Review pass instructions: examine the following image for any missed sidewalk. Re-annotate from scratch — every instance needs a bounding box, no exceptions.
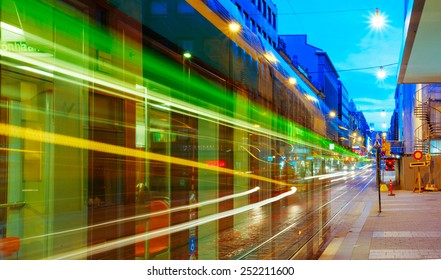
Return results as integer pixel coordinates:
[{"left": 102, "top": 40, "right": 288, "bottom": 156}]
[{"left": 319, "top": 185, "right": 441, "bottom": 260}]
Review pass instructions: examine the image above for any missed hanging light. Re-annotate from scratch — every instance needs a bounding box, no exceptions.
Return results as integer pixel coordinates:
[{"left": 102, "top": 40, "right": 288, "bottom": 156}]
[
  {"left": 370, "top": 8, "right": 386, "bottom": 30},
  {"left": 376, "top": 66, "right": 386, "bottom": 80}
]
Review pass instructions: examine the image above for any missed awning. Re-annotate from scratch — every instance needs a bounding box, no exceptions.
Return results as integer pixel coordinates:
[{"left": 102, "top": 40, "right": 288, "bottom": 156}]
[{"left": 398, "top": 0, "right": 441, "bottom": 83}]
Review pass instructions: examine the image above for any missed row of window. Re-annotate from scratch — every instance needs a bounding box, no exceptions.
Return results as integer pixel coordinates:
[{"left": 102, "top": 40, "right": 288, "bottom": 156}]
[
  {"left": 149, "top": 1, "right": 277, "bottom": 49},
  {"left": 235, "top": 1, "right": 277, "bottom": 49},
  {"left": 250, "top": 0, "right": 276, "bottom": 28}
]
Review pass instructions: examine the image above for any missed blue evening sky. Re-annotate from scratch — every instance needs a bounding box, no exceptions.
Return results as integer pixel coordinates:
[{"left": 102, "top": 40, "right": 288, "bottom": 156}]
[{"left": 272, "top": 0, "right": 405, "bottom": 131}]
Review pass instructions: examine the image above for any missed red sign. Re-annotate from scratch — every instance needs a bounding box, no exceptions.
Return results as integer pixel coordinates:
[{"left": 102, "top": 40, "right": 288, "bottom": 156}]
[
  {"left": 413, "top": 150, "right": 423, "bottom": 161},
  {"left": 206, "top": 160, "right": 226, "bottom": 167}
]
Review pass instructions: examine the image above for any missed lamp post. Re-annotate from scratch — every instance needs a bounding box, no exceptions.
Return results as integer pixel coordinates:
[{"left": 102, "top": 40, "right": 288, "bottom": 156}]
[
  {"left": 325, "top": 110, "right": 337, "bottom": 142},
  {"left": 227, "top": 21, "right": 241, "bottom": 83},
  {"left": 374, "top": 133, "right": 381, "bottom": 213}
]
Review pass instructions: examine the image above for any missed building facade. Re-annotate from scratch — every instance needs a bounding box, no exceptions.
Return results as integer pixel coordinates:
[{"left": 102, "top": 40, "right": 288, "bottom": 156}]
[
  {"left": 279, "top": 34, "right": 355, "bottom": 147},
  {"left": 232, "top": 0, "right": 278, "bottom": 49},
  {"left": 337, "top": 81, "right": 351, "bottom": 148}
]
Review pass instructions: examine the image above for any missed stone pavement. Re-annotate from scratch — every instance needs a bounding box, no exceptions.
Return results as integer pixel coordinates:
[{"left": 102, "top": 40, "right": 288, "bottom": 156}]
[{"left": 319, "top": 185, "right": 441, "bottom": 260}]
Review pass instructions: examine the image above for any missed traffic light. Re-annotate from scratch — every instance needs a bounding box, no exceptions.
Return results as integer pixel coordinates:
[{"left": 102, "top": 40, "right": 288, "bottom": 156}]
[{"left": 384, "top": 142, "right": 391, "bottom": 156}]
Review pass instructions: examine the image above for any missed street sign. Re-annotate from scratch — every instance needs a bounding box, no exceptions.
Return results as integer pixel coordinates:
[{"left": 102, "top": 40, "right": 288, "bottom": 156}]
[
  {"left": 189, "top": 237, "right": 197, "bottom": 254},
  {"left": 409, "top": 161, "right": 430, "bottom": 167},
  {"left": 413, "top": 150, "right": 423, "bottom": 160},
  {"left": 374, "top": 139, "right": 380, "bottom": 148}
]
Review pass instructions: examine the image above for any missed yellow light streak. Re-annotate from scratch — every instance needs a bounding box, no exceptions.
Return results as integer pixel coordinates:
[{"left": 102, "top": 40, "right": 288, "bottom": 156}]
[
  {"left": 0, "top": 123, "right": 293, "bottom": 188},
  {"left": 0, "top": 147, "right": 41, "bottom": 154}
]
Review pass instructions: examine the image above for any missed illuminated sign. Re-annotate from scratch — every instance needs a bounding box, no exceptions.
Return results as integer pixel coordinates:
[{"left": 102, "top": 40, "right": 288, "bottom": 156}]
[
  {"left": 409, "top": 161, "right": 430, "bottom": 167},
  {"left": 1, "top": 41, "right": 43, "bottom": 53},
  {"left": 413, "top": 150, "right": 423, "bottom": 161},
  {"left": 206, "top": 160, "right": 226, "bottom": 167}
]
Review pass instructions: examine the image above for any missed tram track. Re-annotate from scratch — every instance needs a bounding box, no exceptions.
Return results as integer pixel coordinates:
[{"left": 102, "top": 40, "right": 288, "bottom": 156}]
[
  {"left": 235, "top": 168, "right": 375, "bottom": 260},
  {"left": 289, "top": 172, "right": 374, "bottom": 259}
]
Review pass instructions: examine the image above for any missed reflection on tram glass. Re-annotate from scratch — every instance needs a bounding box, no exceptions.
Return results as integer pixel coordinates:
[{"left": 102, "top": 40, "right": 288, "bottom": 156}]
[{"left": 0, "top": 0, "right": 371, "bottom": 260}]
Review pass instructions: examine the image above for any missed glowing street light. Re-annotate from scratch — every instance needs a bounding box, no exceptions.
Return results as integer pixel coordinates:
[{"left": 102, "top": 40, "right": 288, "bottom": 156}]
[
  {"left": 229, "top": 22, "right": 241, "bottom": 33},
  {"left": 370, "top": 8, "right": 386, "bottom": 30},
  {"left": 329, "top": 110, "right": 336, "bottom": 118},
  {"left": 381, "top": 109, "right": 386, "bottom": 117},
  {"left": 183, "top": 52, "right": 192, "bottom": 59},
  {"left": 288, "top": 77, "right": 297, "bottom": 85},
  {"left": 376, "top": 66, "right": 387, "bottom": 80}
]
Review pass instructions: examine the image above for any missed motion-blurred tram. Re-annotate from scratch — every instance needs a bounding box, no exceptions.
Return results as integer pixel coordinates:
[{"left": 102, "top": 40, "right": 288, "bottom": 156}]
[{"left": 0, "top": 0, "right": 368, "bottom": 260}]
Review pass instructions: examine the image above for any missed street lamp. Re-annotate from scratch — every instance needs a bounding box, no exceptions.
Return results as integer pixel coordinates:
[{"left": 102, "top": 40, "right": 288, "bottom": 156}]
[
  {"left": 376, "top": 66, "right": 387, "bottom": 80},
  {"left": 228, "top": 22, "right": 241, "bottom": 33},
  {"left": 227, "top": 21, "right": 241, "bottom": 89},
  {"left": 370, "top": 8, "right": 386, "bottom": 30},
  {"left": 325, "top": 110, "right": 337, "bottom": 142},
  {"left": 183, "top": 51, "right": 192, "bottom": 96},
  {"left": 328, "top": 110, "right": 336, "bottom": 119},
  {"left": 183, "top": 51, "right": 192, "bottom": 59}
]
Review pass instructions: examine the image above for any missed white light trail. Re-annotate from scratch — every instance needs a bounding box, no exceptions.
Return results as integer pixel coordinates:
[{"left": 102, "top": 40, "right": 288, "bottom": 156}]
[
  {"left": 48, "top": 187, "right": 297, "bottom": 259},
  {"left": 304, "top": 171, "right": 349, "bottom": 181},
  {"left": 23, "top": 187, "right": 260, "bottom": 242}
]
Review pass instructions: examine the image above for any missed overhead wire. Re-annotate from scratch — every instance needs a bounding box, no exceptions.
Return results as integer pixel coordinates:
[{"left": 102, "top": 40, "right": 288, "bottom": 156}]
[
  {"left": 277, "top": 8, "right": 371, "bottom": 16},
  {"left": 299, "top": 62, "right": 398, "bottom": 75}
]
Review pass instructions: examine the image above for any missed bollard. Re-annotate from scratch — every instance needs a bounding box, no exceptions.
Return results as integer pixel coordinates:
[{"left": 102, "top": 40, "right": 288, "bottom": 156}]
[{"left": 388, "top": 179, "right": 395, "bottom": 196}]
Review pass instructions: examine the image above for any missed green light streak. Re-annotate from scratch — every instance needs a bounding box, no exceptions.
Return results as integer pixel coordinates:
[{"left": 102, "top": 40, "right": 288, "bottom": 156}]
[{"left": 0, "top": 0, "right": 363, "bottom": 162}]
